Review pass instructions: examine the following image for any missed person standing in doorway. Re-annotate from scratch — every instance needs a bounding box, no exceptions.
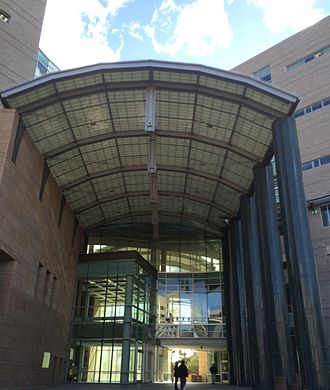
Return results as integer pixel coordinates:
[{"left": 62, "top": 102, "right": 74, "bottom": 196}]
[
  {"left": 210, "top": 363, "right": 218, "bottom": 384},
  {"left": 178, "top": 360, "right": 189, "bottom": 389},
  {"left": 173, "top": 361, "right": 180, "bottom": 390}
]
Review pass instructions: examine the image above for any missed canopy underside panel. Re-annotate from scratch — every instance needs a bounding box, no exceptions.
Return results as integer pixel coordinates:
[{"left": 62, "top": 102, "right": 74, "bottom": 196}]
[{"left": 0, "top": 60, "right": 298, "bottom": 239}]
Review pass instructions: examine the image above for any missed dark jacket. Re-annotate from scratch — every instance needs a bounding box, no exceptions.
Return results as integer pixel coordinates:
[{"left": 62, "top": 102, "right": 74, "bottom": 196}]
[
  {"left": 174, "top": 363, "right": 180, "bottom": 378},
  {"left": 210, "top": 365, "right": 218, "bottom": 374},
  {"left": 178, "top": 363, "right": 189, "bottom": 378}
]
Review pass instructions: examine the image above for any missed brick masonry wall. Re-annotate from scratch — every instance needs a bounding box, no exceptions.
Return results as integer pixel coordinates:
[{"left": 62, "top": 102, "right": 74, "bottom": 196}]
[{"left": 0, "top": 109, "right": 85, "bottom": 387}]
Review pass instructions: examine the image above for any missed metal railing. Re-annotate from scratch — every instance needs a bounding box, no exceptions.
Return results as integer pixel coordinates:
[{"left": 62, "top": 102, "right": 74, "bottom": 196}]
[{"left": 156, "top": 323, "right": 226, "bottom": 338}]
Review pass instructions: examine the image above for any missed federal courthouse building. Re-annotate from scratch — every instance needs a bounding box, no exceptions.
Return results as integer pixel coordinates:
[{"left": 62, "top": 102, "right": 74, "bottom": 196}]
[{"left": 0, "top": 1, "right": 330, "bottom": 389}]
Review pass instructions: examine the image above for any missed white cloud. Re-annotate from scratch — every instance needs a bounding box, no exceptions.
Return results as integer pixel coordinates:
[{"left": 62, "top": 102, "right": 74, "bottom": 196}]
[
  {"left": 247, "top": 0, "right": 325, "bottom": 34},
  {"left": 124, "top": 21, "right": 144, "bottom": 42},
  {"left": 160, "top": 0, "right": 178, "bottom": 11},
  {"left": 39, "top": 0, "right": 131, "bottom": 70},
  {"left": 144, "top": 0, "right": 233, "bottom": 57}
]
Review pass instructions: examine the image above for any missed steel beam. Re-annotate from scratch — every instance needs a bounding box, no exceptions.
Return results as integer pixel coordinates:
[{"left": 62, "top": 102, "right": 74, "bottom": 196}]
[
  {"left": 14, "top": 79, "right": 289, "bottom": 119},
  {"left": 61, "top": 163, "right": 245, "bottom": 195},
  {"left": 74, "top": 190, "right": 231, "bottom": 216},
  {"left": 85, "top": 211, "right": 222, "bottom": 233},
  {"left": 44, "top": 130, "right": 259, "bottom": 162}
]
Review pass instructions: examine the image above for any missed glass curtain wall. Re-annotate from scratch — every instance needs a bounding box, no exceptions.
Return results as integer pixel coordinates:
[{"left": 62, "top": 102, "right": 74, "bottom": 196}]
[
  {"left": 87, "top": 234, "right": 222, "bottom": 273},
  {"left": 85, "top": 234, "right": 226, "bottom": 383},
  {"left": 156, "top": 272, "right": 225, "bottom": 339},
  {"left": 69, "top": 259, "right": 156, "bottom": 383}
]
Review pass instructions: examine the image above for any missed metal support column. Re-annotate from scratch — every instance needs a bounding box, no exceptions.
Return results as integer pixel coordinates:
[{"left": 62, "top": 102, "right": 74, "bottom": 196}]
[
  {"left": 254, "top": 163, "right": 294, "bottom": 387},
  {"left": 222, "top": 228, "right": 235, "bottom": 384},
  {"left": 121, "top": 274, "right": 134, "bottom": 384},
  {"left": 228, "top": 219, "right": 252, "bottom": 386},
  {"left": 273, "top": 116, "right": 329, "bottom": 389},
  {"left": 240, "top": 195, "right": 271, "bottom": 389}
]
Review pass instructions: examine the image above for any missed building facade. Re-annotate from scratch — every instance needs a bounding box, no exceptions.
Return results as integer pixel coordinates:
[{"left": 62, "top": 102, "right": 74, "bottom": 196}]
[
  {"left": 0, "top": 2, "right": 329, "bottom": 389},
  {"left": 233, "top": 15, "right": 330, "bottom": 349},
  {"left": 0, "top": 0, "right": 47, "bottom": 89}
]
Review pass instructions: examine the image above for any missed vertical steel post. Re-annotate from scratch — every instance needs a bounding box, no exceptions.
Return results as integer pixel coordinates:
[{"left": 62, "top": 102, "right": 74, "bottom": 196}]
[
  {"left": 240, "top": 195, "right": 271, "bottom": 389},
  {"left": 121, "top": 274, "right": 134, "bottom": 384},
  {"left": 273, "top": 116, "right": 329, "bottom": 389},
  {"left": 228, "top": 219, "right": 252, "bottom": 386},
  {"left": 254, "top": 163, "right": 294, "bottom": 387}
]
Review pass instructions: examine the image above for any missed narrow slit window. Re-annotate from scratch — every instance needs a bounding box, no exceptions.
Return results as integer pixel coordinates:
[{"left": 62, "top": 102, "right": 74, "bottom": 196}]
[
  {"left": 51, "top": 277, "right": 57, "bottom": 307},
  {"left": 35, "top": 263, "right": 44, "bottom": 298},
  {"left": 43, "top": 270, "right": 51, "bottom": 304}
]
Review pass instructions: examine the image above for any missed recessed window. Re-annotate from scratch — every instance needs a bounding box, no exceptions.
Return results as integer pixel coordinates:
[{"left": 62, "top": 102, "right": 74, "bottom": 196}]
[
  {"left": 0, "top": 9, "right": 10, "bottom": 23},
  {"left": 43, "top": 270, "right": 51, "bottom": 303},
  {"left": 287, "top": 45, "right": 330, "bottom": 71},
  {"left": 293, "top": 96, "right": 330, "bottom": 119},
  {"left": 320, "top": 156, "right": 330, "bottom": 165},
  {"left": 35, "top": 263, "right": 44, "bottom": 298},
  {"left": 51, "top": 277, "right": 57, "bottom": 307},
  {"left": 302, "top": 154, "right": 330, "bottom": 172},
  {"left": 253, "top": 65, "right": 272, "bottom": 83},
  {"left": 321, "top": 204, "right": 330, "bottom": 227},
  {"left": 302, "top": 161, "right": 313, "bottom": 171}
]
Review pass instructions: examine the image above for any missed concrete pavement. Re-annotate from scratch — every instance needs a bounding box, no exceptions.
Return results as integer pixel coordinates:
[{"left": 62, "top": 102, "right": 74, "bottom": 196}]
[{"left": 28, "top": 383, "right": 252, "bottom": 390}]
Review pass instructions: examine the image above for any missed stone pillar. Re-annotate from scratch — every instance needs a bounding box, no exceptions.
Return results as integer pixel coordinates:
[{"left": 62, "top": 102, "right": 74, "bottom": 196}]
[
  {"left": 254, "top": 163, "right": 294, "bottom": 388},
  {"left": 273, "top": 116, "right": 329, "bottom": 389},
  {"left": 198, "top": 350, "right": 208, "bottom": 382},
  {"left": 240, "top": 195, "right": 271, "bottom": 389},
  {"left": 228, "top": 219, "right": 252, "bottom": 386},
  {"left": 120, "top": 274, "right": 134, "bottom": 384}
]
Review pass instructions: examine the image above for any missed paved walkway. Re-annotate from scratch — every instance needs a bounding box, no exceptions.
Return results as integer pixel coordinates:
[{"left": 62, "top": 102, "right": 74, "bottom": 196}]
[{"left": 28, "top": 383, "right": 251, "bottom": 390}]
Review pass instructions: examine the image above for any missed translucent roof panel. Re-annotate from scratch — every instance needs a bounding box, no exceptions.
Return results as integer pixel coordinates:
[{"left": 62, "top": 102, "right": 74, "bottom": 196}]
[
  {"left": 124, "top": 171, "right": 149, "bottom": 193},
  {"left": 158, "top": 171, "right": 186, "bottom": 193},
  {"left": 80, "top": 140, "right": 120, "bottom": 174},
  {"left": 64, "top": 181, "right": 97, "bottom": 210},
  {"left": 188, "top": 140, "right": 226, "bottom": 176},
  {"left": 157, "top": 137, "right": 190, "bottom": 167},
  {"left": 156, "top": 89, "right": 195, "bottom": 133},
  {"left": 92, "top": 173, "right": 125, "bottom": 199},
  {"left": 0, "top": 60, "right": 298, "bottom": 239}
]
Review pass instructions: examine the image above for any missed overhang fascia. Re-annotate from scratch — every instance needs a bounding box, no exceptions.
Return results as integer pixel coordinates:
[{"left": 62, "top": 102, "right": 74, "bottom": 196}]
[{"left": 1, "top": 59, "right": 298, "bottom": 107}]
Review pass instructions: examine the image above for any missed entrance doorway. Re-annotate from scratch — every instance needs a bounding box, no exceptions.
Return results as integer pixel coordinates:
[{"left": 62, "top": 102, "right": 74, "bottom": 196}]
[{"left": 155, "top": 347, "right": 228, "bottom": 384}]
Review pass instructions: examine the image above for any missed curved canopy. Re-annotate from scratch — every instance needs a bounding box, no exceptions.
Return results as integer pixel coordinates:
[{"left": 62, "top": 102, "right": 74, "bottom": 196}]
[{"left": 0, "top": 60, "right": 298, "bottom": 239}]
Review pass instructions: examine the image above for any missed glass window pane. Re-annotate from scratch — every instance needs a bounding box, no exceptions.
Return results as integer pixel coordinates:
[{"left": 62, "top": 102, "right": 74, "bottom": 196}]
[
  {"left": 320, "top": 156, "right": 330, "bottom": 165},
  {"left": 321, "top": 205, "right": 330, "bottom": 227}
]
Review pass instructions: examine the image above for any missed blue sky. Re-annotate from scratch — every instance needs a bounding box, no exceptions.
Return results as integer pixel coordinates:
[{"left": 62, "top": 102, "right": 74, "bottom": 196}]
[{"left": 39, "top": 0, "right": 330, "bottom": 71}]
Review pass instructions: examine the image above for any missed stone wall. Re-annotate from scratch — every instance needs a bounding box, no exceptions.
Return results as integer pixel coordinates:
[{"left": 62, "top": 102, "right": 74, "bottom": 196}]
[{"left": 0, "top": 109, "right": 85, "bottom": 387}]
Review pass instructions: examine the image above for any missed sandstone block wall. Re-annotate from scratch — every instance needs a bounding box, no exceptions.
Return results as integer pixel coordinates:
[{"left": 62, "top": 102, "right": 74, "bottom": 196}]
[{"left": 0, "top": 109, "right": 85, "bottom": 387}]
